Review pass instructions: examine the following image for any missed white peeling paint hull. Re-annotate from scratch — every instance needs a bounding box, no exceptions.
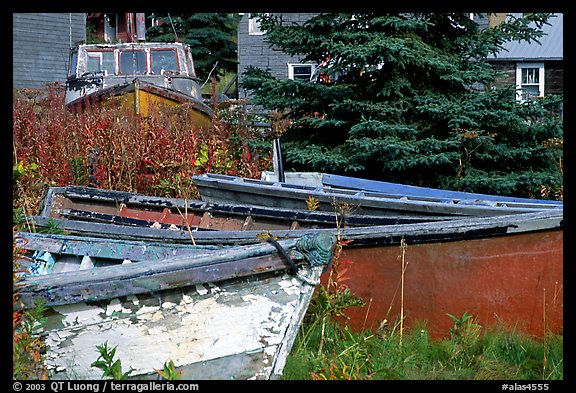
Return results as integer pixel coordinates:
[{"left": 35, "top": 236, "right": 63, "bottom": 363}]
[{"left": 43, "top": 267, "right": 322, "bottom": 380}]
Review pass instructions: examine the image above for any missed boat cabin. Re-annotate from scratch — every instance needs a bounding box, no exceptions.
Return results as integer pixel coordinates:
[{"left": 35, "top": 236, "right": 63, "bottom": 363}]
[{"left": 65, "top": 42, "right": 206, "bottom": 114}]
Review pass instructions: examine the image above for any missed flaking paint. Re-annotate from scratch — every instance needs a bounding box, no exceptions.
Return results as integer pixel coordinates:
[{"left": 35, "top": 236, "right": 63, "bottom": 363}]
[{"left": 42, "top": 271, "right": 313, "bottom": 379}]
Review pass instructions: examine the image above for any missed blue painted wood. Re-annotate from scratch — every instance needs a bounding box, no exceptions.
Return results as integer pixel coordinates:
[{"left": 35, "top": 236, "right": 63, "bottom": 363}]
[{"left": 321, "top": 173, "right": 562, "bottom": 206}]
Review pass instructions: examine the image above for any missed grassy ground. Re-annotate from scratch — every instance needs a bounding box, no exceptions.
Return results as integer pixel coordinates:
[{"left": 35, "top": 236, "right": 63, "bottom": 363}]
[{"left": 283, "top": 311, "right": 563, "bottom": 380}]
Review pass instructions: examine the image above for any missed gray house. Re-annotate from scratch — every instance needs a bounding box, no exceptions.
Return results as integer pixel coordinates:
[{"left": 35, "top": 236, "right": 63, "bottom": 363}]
[
  {"left": 487, "top": 13, "right": 563, "bottom": 103},
  {"left": 13, "top": 13, "right": 86, "bottom": 89},
  {"left": 237, "top": 13, "right": 320, "bottom": 100}
]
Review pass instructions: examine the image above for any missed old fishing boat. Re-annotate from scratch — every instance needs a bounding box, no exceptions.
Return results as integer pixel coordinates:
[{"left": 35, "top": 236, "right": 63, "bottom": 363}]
[
  {"left": 261, "top": 171, "right": 563, "bottom": 206},
  {"left": 14, "top": 231, "right": 337, "bottom": 380},
  {"left": 26, "top": 208, "right": 562, "bottom": 338},
  {"left": 64, "top": 42, "right": 212, "bottom": 125},
  {"left": 37, "top": 185, "right": 458, "bottom": 233},
  {"left": 192, "top": 173, "right": 563, "bottom": 217}
]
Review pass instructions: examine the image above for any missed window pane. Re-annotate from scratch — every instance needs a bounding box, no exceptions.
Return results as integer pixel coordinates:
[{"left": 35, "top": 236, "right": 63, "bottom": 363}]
[
  {"left": 185, "top": 48, "right": 195, "bottom": 76},
  {"left": 87, "top": 54, "right": 101, "bottom": 73},
  {"left": 119, "top": 51, "right": 146, "bottom": 74},
  {"left": 522, "top": 85, "right": 540, "bottom": 100},
  {"left": 151, "top": 50, "right": 179, "bottom": 74},
  {"left": 102, "top": 52, "right": 115, "bottom": 75},
  {"left": 293, "top": 65, "right": 312, "bottom": 80},
  {"left": 69, "top": 52, "right": 78, "bottom": 77},
  {"left": 522, "top": 68, "right": 539, "bottom": 84},
  {"left": 249, "top": 13, "right": 264, "bottom": 35}
]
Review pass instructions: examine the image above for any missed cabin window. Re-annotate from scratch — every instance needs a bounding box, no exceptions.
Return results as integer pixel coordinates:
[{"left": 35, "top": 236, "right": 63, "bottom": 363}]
[
  {"left": 151, "top": 49, "right": 179, "bottom": 75},
  {"left": 516, "top": 62, "right": 545, "bottom": 102},
  {"left": 86, "top": 51, "right": 115, "bottom": 76},
  {"left": 288, "top": 64, "right": 317, "bottom": 81},
  {"left": 184, "top": 47, "right": 195, "bottom": 77},
  {"left": 119, "top": 50, "right": 147, "bottom": 75},
  {"left": 68, "top": 51, "right": 78, "bottom": 77}
]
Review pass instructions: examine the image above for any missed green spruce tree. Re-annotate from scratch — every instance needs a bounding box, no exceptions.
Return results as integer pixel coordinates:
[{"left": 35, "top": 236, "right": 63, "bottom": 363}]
[
  {"left": 242, "top": 13, "right": 563, "bottom": 198},
  {"left": 146, "top": 13, "right": 238, "bottom": 83}
]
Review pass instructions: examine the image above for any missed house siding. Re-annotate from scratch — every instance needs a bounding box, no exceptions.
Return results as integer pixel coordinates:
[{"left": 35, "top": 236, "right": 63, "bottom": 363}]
[
  {"left": 545, "top": 61, "right": 563, "bottom": 95},
  {"left": 237, "top": 13, "right": 319, "bottom": 99},
  {"left": 491, "top": 62, "right": 517, "bottom": 89},
  {"left": 13, "top": 13, "right": 86, "bottom": 89}
]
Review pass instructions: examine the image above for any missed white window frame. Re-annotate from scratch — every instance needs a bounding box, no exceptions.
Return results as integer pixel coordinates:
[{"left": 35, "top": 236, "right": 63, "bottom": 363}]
[
  {"left": 516, "top": 62, "right": 545, "bottom": 102},
  {"left": 85, "top": 50, "right": 116, "bottom": 76},
  {"left": 288, "top": 63, "right": 318, "bottom": 81},
  {"left": 248, "top": 13, "right": 268, "bottom": 35}
]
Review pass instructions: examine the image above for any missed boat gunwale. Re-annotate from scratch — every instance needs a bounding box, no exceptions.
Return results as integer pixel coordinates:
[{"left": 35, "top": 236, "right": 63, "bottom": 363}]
[
  {"left": 40, "top": 185, "right": 459, "bottom": 227},
  {"left": 26, "top": 208, "right": 563, "bottom": 246},
  {"left": 320, "top": 173, "right": 563, "bottom": 206},
  {"left": 15, "top": 233, "right": 331, "bottom": 309}
]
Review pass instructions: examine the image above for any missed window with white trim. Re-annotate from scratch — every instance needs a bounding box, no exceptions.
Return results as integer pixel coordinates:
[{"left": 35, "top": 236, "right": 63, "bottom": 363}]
[
  {"left": 288, "top": 63, "right": 317, "bottom": 81},
  {"left": 516, "top": 63, "right": 545, "bottom": 102},
  {"left": 86, "top": 51, "right": 115, "bottom": 76}
]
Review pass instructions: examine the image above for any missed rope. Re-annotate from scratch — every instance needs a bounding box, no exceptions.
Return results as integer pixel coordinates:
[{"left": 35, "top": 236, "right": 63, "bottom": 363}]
[{"left": 266, "top": 238, "right": 299, "bottom": 274}]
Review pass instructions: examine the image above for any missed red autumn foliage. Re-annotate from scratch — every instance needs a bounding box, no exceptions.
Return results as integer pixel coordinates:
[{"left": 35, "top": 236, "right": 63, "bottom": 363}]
[{"left": 13, "top": 83, "right": 275, "bottom": 204}]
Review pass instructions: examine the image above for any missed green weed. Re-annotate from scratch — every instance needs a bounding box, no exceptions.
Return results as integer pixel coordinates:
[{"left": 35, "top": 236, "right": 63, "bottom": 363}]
[{"left": 91, "top": 341, "right": 135, "bottom": 380}]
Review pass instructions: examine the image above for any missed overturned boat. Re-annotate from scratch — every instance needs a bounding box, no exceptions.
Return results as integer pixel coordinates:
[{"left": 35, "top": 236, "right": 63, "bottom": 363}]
[
  {"left": 261, "top": 171, "right": 563, "bottom": 206},
  {"left": 64, "top": 42, "right": 212, "bottom": 125},
  {"left": 26, "top": 205, "right": 563, "bottom": 339}
]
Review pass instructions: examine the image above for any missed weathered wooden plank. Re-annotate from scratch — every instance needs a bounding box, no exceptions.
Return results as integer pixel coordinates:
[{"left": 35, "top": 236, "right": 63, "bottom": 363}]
[
  {"left": 17, "top": 232, "right": 336, "bottom": 309},
  {"left": 27, "top": 208, "right": 563, "bottom": 248},
  {"left": 20, "top": 253, "right": 299, "bottom": 308},
  {"left": 17, "top": 232, "right": 218, "bottom": 260}
]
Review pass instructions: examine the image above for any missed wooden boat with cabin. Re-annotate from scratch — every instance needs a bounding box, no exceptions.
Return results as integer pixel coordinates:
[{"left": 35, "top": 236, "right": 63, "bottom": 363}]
[
  {"left": 64, "top": 42, "right": 212, "bottom": 126},
  {"left": 14, "top": 230, "right": 337, "bottom": 380}
]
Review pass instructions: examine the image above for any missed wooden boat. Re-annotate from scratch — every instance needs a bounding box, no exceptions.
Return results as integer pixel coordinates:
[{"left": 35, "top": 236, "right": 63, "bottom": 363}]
[
  {"left": 37, "top": 185, "right": 458, "bottom": 233},
  {"left": 192, "top": 173, "right": 563, "bottom": 217},
  {"left": 64, "top": 42, "right": 212, "bottom": 126},
  {"left": 25, "top": 208, "right": 562, "bottom": 339},
  {"left": 14, "top": 231, "right": 337, "bottom": 380},
  {"left": 262, "top": 171, "right": 563, "bottom": 206}
]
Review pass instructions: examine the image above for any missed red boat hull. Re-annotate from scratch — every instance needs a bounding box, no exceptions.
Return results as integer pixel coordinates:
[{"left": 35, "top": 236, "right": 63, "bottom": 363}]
[{"left": 331, "top": 230, "right": 563, "bottom": 339}]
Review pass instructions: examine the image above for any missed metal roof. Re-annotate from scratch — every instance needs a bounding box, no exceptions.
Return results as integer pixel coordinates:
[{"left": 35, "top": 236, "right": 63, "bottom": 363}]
[{"left": 489, "top": 13, "right": 563, "bottom": 61}]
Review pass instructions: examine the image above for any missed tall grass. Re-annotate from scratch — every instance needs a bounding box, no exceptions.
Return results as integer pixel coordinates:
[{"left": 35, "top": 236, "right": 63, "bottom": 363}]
[
  {"left": 285, "top": 235, "right": 562, "bottom": 381},
  {"left": 283, "top": 312, "right": 563, "bottom": 380},
  {"left": 13, "top": 229, "right": 49, "bottom": 379}
]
